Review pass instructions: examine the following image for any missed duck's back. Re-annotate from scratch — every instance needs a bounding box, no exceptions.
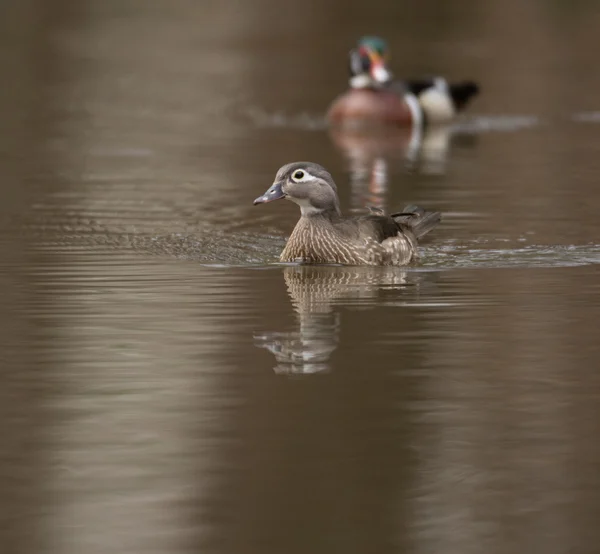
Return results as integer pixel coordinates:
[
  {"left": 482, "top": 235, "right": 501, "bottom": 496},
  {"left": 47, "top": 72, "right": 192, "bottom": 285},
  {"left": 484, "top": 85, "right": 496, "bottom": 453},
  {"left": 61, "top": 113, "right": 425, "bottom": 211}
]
[{"left": 335, "top": 213, "right": 405, "bottom": 242}]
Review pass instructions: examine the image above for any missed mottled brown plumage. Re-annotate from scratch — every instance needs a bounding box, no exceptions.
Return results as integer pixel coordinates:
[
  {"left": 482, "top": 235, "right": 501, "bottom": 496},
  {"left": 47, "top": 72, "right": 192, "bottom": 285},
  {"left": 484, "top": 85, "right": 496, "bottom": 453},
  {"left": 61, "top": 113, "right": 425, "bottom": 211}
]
[{"left": 253, "top": 162, "right": 441, "bottom": 267}]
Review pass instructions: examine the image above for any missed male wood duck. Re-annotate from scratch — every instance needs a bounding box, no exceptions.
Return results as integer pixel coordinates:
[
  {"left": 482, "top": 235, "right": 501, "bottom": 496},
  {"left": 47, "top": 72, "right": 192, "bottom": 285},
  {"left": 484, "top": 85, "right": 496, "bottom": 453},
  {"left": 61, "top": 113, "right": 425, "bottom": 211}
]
[
  {"left": 253, "top": 162, "right": 441, "bottom": 266},
  {"left": 327, "top": 36, "right": 480, "bottom": 127}
]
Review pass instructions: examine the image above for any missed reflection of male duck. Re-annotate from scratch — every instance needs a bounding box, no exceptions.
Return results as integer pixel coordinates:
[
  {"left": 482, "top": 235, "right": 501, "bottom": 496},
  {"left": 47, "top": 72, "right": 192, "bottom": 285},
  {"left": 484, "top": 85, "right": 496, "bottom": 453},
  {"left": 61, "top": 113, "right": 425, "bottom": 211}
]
[
  {"left": 254, "top": 265, "right": 427, "bottom": 374},
  {"left": 329, "top": 125, "right": 456, "bottom": 209}
]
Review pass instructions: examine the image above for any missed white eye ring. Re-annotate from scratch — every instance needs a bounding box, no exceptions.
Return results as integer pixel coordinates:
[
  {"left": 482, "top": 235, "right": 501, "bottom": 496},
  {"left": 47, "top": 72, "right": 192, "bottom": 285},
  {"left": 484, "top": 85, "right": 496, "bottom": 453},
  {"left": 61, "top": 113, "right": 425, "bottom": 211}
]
[{"left": 291, "top": 170, "right": 312, "bottom": 183}]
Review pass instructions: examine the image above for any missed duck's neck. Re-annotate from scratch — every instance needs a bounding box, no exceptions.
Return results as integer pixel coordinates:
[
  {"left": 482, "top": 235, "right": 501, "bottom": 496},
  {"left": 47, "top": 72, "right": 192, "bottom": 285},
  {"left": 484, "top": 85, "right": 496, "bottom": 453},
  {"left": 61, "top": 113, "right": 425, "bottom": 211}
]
[
  {"left": 350, "top": 74, "right": 392, "bottom": 90},
  {"left": 299, "top": 205, "right": 341, "bottom": 219}
]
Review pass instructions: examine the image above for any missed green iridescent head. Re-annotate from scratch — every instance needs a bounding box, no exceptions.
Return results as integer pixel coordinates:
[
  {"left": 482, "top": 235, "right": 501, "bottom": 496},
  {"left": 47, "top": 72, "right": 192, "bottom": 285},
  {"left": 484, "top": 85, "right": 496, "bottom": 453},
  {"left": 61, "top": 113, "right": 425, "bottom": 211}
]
[{"left": 358, "top": 36, "right": 390, "bottom": 60}]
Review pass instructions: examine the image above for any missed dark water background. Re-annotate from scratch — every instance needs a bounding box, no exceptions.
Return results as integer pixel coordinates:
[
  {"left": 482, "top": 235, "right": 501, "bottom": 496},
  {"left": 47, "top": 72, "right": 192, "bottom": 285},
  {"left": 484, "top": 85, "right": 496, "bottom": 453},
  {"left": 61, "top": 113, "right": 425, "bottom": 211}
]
[{"left": 1, "top": 1, "right": 600, "bottom": 553}]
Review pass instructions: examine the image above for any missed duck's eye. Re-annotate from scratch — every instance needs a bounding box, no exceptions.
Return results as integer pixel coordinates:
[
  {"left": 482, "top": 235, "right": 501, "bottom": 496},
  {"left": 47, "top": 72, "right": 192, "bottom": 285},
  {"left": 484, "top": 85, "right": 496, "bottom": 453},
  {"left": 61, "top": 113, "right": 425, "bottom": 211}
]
[{"left": 292, "top": 170, "right": 305, "bottom": 181}]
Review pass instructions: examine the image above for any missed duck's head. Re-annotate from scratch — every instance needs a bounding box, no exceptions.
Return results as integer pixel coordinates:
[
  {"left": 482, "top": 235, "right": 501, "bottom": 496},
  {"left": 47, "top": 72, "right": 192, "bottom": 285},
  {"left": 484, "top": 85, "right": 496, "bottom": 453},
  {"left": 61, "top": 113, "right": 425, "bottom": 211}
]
[
  {"left": 349, "top": 36, "right": 392, "bottom": 88},
  {"left": 253, "top": 162, "right": 341, "bottom": 217}
]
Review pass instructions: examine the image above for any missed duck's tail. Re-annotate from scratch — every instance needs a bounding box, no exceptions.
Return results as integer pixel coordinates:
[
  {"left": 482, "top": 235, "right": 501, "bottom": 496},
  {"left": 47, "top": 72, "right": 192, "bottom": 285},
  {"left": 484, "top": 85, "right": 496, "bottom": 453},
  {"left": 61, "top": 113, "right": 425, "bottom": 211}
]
[
  {"left": 392, "top": 205, "right": 442, "bottom": 240},
  {"left": 449, "top": 81, "right": 480, "bottom": 111}
]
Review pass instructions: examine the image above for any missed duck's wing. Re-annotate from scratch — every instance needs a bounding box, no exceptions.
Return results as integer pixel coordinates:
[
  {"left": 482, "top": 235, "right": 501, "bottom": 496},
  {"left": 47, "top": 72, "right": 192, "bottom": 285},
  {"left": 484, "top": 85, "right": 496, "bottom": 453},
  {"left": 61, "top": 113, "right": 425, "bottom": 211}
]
[
  {"left": 403, "top": 78, "right": 436, "bottom": 96},
  {"left": 335, "top": 207, "right": 441, "bottom": 244},
  {"left": 391, "top": 205, "right": 441, "bottom": 240},
  {"left": 331, "top": 214, "right": 419, "bottom": 266},
  {"left": 405, "top": 78, "right": 480, "bottom": 110},
  {"left": 345, "top": 214, "right": 407, "bottom": 242}
]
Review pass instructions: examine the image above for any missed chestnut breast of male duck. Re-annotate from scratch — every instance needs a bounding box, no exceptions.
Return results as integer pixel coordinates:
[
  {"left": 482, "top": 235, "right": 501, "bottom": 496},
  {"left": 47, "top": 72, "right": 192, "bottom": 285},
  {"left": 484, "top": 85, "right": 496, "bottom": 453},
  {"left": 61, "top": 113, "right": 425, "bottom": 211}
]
[
  {"left": 327, "top": 88, "right": 417, "bottom": 127},
  {"left": 253, "top": 162, "right": 441, "bottom": 267}
]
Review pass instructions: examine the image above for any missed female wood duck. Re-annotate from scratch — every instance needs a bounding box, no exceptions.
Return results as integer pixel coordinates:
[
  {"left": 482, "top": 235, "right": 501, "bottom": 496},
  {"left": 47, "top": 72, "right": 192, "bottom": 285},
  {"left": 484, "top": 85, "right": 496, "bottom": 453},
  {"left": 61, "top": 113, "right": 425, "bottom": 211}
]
[
  {"left": 327, "top": 36, "right": 480, "bottom": 127},
  {"left": 253, "top": 162, "right": 441, "bottom": 266}
]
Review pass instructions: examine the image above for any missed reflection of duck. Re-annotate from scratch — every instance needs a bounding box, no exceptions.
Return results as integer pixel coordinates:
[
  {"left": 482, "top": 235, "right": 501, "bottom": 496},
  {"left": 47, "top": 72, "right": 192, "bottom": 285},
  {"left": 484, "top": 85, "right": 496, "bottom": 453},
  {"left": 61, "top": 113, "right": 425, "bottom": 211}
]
[
  {"left": 329, "top": 124, "right": 480, "bottom": 209},
  {"left": 329, "top": 123, "right": 454, "bottom": 171},
  {"left": 254, "top": 265, "right": 424, "bottom": 374},
  {"left": 254, "top": 311, "right": 340, "bottom": 375},
  {"left": 415, "top": 125, "right": 453, "bottom": 175},
  {"left": 327, "top": 36, "right": 480, "bottom": 128},
  {"left": 328, "top": 125, "right": 415, "bottom": 209},
  {"left": 253, "top": 162, "right": 441, "bottom": 266}
]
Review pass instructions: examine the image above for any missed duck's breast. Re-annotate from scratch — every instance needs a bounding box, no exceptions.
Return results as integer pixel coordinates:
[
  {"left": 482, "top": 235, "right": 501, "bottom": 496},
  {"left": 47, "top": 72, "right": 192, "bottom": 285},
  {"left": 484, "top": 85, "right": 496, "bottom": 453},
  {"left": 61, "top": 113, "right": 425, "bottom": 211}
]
[{"left": 327, "top": 89, "right": 413, "bottom": 127}]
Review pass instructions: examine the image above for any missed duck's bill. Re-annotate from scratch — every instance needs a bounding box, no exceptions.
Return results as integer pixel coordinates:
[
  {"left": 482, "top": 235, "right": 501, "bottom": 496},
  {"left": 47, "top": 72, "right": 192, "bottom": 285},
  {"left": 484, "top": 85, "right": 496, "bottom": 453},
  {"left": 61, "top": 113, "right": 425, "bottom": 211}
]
[
  {"left": 364, "top": 48, "right": 392, "bottom": 83},
  {"left": 253, "top": 182, "right": 285, "bottom": 205}
]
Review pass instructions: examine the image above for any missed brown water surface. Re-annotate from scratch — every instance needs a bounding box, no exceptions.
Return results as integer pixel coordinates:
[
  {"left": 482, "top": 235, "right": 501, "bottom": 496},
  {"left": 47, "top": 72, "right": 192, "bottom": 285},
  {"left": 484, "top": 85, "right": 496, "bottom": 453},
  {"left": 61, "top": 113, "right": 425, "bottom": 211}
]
[{"left": 1, "top": 1, "right": 600, "bottom": 553}]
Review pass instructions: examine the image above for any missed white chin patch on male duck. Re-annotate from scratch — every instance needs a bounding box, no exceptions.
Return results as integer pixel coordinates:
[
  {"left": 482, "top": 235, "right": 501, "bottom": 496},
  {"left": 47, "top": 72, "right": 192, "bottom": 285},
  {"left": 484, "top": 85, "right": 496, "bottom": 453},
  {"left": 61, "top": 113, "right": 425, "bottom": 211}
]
[{"left": 372, "top": 65, "right": 391, "bottom": 83}]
